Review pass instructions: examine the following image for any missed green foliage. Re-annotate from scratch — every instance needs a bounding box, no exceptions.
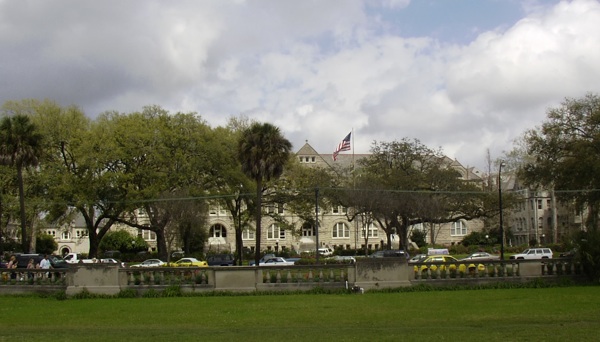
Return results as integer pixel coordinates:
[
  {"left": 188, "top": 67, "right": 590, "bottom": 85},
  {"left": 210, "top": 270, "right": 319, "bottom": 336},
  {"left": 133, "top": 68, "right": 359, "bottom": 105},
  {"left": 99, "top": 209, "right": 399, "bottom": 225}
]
[
  {"left": 410, "top": 229, "right": 428, "bottom": 247},
  {"left": 576, "top": 229, "right": 600, "bottom": 282},
  {"left": 460, "top": 231, "right": 489, "bottom": 247},
  {"left": 117, "top": 288, "right": 138, "bottom": 298},
  {"left": 521, "top": 93, "right": 600, "bottom": 227},
  {"left": 238, "top": 122, "right": 293, "bottom": 265},
  {"left": 162, "top": 285, "right": 183, "bottom": 297},
  {"left": 0, "top": 112, "right": 44, "bottom": 252},
  {"left": 36, "top": 233, "right": 58, "bottom": 255},
  {"left": 99, "top": 230, "right": 147, "bottom": 254}
]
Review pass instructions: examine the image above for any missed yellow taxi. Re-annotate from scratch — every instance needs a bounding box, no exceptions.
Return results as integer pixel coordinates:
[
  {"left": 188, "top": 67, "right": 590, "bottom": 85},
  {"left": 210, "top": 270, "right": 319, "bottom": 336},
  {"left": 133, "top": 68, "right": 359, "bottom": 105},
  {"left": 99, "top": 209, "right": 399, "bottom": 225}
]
[{"left": 164, "top": 257, "right": 208, "bottom": 267}]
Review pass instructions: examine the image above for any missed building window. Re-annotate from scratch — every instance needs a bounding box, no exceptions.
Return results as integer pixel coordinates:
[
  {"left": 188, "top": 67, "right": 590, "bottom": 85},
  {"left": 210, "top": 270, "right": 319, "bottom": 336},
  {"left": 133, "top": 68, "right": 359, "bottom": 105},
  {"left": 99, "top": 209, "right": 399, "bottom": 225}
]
[
  {"left": 242, "top": 228, "right": 255, "bottom": 240},
  {"left": 361, "top": 223, "right": 378, "bottom": 238},
  {"left": 210, "top": 224, "right": 227, "bottom": 238},
  {"left": 302, "top": 223, "right": 315, "bottom": 237},
  {"left": 537, "top": 200, "right": 542, "bottom": 210},
  {"left": 451, "top": 221, "right": 467, "bottom": 236},
  {"left": 267, "top": 224, "right": 285, "bottom": 240},
  {"left": 76, "top": 230, "right": 88, "bottom": 238},
  {"left": 61, "top": 231, "right": 71, "bottom": 240},
  {"left": 46, "top": 230, "right": 56, "bottom": 237},
  {"left": 266, "top": 203, "right": 284, "bottom": 214},
  {"left": 208, "top": 202, "right": 227, "bottom": 216},
  {"left": 141, "top": 230, "right": 156, "bottom": 241},
  {"left": 332, "top": 222, "right": 350, "bottom": 238},
  {"left": 332, "top": 206, "right": 348, "bottom": 215}
]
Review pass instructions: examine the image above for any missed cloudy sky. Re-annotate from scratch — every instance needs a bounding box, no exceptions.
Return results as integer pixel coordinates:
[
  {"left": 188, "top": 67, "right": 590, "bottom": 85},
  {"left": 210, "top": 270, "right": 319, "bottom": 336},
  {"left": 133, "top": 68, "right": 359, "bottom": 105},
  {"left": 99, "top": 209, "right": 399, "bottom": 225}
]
[{"left": 1, "top": 0, "right": 599, "bottom": 170}]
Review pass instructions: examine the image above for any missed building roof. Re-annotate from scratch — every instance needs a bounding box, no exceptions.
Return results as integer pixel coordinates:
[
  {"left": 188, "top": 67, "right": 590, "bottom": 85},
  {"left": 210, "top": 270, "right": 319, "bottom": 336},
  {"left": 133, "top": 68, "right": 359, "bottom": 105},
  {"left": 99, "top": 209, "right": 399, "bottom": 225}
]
[{"left": 295, "top": 141, "right": 483, "bottom": 182}]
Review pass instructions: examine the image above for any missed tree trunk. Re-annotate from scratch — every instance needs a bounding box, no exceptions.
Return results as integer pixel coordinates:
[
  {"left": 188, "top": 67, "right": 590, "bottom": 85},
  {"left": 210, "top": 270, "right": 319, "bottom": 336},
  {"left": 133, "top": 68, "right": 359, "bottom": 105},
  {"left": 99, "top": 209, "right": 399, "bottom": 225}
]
[
  {"left": 17, "top": 166, "right": 29, "bottom": 252},
  {"left": 254, "top": 178, "right": 262, "bottom": 266},
  {"left": 88, "top": 232, "right": 100, "bottom": 258},
  {"left": 155, "top": 228, "right": 168, "bottom": 261}
]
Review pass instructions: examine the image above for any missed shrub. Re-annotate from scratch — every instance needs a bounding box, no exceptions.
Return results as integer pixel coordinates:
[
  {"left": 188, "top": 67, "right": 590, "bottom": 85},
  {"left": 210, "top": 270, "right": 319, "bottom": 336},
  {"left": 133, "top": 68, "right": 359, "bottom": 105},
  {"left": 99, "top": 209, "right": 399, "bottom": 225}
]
[
  {"left": 118, "top": 288, "right": 138, "bottom": 298},
  {"left": 162, "top": 285, "right": 182, "bottom": 297}
]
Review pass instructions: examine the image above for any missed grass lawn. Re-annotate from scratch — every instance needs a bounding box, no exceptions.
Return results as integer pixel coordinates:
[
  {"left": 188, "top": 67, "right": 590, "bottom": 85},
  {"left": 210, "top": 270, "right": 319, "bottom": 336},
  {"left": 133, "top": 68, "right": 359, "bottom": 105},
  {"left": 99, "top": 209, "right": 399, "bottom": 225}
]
[{"left": 1, "top": 286, "right": 599, "bottom": 341}]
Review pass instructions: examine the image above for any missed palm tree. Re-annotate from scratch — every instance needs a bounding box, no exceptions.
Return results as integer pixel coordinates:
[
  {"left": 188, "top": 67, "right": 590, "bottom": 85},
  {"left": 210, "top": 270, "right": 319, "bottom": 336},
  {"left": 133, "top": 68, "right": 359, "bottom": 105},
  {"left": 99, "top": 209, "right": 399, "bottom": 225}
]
[
  {"left": 0, "top": 115, "right": 43, "bottom": 252},
  {"left": 238, "top": 123, "right": 292, "bottom": 266}
]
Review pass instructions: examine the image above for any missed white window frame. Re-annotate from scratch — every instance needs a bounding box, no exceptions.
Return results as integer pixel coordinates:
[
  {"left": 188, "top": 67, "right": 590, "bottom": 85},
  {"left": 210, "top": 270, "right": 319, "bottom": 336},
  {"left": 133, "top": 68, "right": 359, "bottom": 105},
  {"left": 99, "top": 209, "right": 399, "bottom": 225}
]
[
  {"left": 451, "top": 221, "right": 467, "bottom": 236},
  {"left": 142, "top": 230, "right": 157, "bottom": 241},
  {"left": 242, "top": 228, "right": 255, "bottom": 240},
  {"left": 267, "top": 224, "right": 286, "bottom": 240},
  {"left": 361, "top": 223, "right": 379, "bottom": 238},
  {"left": 210, "top": 224, "right": 227, "bottom": 238},
  {"left": 302, "top": 224, "right": 315, "bottom": 237},
  {"left": 332, "top": 222, "right": 350, "bottom": 238}
]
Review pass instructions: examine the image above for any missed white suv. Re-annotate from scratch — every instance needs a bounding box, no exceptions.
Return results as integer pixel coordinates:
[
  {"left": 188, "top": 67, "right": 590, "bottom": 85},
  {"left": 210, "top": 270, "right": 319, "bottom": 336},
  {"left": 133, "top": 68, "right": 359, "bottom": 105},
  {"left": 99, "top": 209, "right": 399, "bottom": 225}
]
[
  {"left": 318, "top": 248, "right": 333, "bottom": 257},
  {"left": 509, "top": 248, "right": 553, "bottom": 260}
]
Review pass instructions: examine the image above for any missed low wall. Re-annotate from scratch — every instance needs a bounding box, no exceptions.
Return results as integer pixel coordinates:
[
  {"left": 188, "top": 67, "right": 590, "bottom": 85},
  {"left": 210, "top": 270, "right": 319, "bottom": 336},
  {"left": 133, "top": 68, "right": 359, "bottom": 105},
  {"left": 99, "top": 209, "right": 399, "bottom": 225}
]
[
  {"left": 0, "top": 259, "right": 584, "bottom": 296},
  {"left": 354, "top": 258, "right": 411, "bottom": 290}
]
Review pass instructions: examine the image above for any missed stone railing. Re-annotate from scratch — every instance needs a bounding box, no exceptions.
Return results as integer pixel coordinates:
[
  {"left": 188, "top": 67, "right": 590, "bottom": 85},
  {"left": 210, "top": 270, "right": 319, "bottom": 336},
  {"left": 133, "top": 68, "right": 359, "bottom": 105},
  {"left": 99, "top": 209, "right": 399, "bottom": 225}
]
[
  {"left": 0, "top": 258, "right": 585, "bottom": 296},
  {"left": 0, "top": 268, "right": 71, "bottom": 294}
]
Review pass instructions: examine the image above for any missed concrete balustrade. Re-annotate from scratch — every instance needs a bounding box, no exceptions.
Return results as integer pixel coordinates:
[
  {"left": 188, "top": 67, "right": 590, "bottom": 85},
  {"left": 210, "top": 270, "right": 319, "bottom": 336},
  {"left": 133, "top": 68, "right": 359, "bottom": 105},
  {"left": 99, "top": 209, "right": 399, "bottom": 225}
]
[{"left": 0, "top": 258, "right": 584, "bottom": 296}]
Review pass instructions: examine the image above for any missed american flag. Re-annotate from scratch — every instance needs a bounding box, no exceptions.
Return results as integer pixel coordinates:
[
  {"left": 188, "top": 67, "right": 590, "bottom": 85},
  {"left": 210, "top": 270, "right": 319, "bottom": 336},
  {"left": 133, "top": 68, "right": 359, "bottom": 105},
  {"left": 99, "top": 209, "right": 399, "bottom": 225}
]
[{"left": 333, "top": 132, "right": 351, "bottom": 161}]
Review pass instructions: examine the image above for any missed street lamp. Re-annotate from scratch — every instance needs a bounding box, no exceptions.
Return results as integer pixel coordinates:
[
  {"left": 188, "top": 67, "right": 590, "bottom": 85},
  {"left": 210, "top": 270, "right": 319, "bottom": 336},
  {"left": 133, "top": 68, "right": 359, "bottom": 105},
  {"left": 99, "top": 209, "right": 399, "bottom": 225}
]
[{"left": 499, "top": 162, "right": 506, "bottom": 261}]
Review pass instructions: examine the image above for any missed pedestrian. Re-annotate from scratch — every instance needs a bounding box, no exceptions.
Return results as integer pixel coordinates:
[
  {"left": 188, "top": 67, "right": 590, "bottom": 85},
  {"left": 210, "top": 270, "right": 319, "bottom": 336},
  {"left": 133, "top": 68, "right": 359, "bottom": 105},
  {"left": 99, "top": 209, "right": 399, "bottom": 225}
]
[
  {"left": 39, "top": 254, "right": 52, "bottom": 279},
  {"left": 27, "top": 258, "right": 36, "bottom": 280},
  {"left": 7, "top": 255, "right": 18, "bottom": 280}
]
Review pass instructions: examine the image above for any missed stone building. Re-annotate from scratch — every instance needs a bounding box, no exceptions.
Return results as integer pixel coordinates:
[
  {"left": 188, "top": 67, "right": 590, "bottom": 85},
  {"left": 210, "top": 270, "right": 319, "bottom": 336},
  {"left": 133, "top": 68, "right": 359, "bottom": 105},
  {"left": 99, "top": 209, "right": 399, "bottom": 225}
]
[{"left": 29, "top": 141, "right": 489, "bottom": 256}]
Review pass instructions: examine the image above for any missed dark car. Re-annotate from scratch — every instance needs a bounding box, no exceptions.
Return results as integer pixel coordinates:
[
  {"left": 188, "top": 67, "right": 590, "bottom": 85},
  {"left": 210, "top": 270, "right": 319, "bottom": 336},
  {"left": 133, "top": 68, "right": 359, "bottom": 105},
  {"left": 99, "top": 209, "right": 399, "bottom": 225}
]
[
  {"left": 14, "top": 253, "right": 69, "bottom": 269},
  {"left": 560, "top": 249, "right": 577, "bottom": 258},
  {"left": 207, "top": 254, "right": 235, "bottom": 266},
  {"left": 370, "top": 250, "right": 408, "bottom": 259}
]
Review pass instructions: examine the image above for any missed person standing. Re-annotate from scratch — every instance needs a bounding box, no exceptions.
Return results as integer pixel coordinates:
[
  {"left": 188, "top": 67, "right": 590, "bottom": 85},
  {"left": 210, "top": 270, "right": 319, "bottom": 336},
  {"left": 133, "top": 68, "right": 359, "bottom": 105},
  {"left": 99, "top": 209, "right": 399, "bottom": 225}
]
[
  {"left": 7, "top": 255, "right": 18, "bottom": 279},
  {"left": 27, "top": 258, "right": 36, "bottom": 280},
  {"left": 39, "top": 254, "right": 51, "bottom": 278}
]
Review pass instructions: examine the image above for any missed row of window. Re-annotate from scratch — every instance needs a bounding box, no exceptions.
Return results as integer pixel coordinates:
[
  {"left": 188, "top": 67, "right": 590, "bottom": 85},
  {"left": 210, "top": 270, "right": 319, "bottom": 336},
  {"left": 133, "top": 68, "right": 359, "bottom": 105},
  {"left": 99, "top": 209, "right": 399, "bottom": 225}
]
[
  {"left": 42, "top": 219, "right": 469, "bottom": 245},
  {"left": 45, "top": 229, "right": 88, "bottom": 240},
  {"left": 209, "top": 203, "right": 348, "bottom": 217},
  {"left": 209, "top": 221, "right": 469, "bottom": 240}
]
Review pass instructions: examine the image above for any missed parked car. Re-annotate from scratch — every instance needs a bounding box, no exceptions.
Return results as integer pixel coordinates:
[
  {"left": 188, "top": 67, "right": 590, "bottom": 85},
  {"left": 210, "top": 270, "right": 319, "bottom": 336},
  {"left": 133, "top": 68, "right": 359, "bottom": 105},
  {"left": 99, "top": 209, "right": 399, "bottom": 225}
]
[
  {"left": 332, "top": 255, "right": 356, "bottom": 264},
  {"left": 165, "top": 258, "right": 208, "bottom": 267},
  {"left": 408, "top": 254, "right": 427, "bottom": 264},
  {"left": 259, "top": 257, "right": 295, "bottom": 266},
  {"left": 14, "top": 254, "right": 69, "bottom": 269},
  {"left": 318, "top": 248, "right": 333, "bottom": 257},
  {"left": 207, "top": 254, "right": 235, "bottom": 266},
  {"left": 99, "top": 258, "right": 126, "bottom": 267},
  {"left": 248, "top": 254, "right": 276, "bottom": 266},
  {"left": 560, "top": 249, "right": 577, "bottom": 258},
  {"left": 131, "top": 259, "right": 165, "bottom": 268},
  {"left": 459, "top": 252, "right": 500, "bottom": 262},
  {"left": 509, "top": 248, "right": 553, "bottom": 260},
  {"left": 171, "top": 251, "right": 185, "bottom": 259},
  {"left": 103, "top": 250, "right": 122, "bottom": 259},
  {"left": 370, "top": 250, "right": 408, "bottom": 259}
]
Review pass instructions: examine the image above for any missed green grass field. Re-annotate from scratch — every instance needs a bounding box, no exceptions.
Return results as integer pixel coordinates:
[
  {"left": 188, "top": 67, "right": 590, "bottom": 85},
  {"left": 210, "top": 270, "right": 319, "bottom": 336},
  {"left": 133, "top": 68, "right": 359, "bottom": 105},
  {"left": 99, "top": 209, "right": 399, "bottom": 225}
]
[{"left": 1, "top": 286, "right": 599, "bottom": 341}]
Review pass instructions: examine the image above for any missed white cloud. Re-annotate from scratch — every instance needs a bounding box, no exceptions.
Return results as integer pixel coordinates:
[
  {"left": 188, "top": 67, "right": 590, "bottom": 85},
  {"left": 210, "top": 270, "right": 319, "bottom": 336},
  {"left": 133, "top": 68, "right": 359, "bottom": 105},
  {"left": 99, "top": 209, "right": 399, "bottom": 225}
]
[{"left": 1, "top": 0, "right": 600, "bottom": 171}]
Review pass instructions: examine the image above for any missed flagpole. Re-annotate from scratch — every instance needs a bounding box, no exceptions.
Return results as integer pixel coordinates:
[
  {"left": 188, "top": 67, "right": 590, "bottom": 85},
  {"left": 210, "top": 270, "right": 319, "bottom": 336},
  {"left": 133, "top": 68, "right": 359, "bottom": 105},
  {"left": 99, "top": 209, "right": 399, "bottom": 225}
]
[{"left": 352, "top": 128, "right": 355, "bottom": 175}]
